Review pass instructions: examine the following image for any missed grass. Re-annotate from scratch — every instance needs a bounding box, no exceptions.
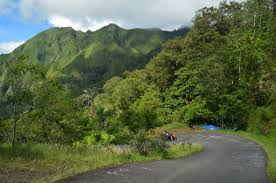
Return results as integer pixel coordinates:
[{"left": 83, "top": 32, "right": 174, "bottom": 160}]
[
  {"left": 217, "top": 129, "right": 276, "bottom": 183},
  {"left": 155, "top": 122, "right": 202, "bottom": 134},
  {"left": 0, "top": 143, "right": 202, "bottom": 183},
  {"left": 162, "top": 122, "right": 188, "bottom": 129}
]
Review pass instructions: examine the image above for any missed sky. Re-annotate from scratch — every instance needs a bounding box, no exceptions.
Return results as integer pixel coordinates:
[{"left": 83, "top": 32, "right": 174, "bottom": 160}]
[{"left": 0, "top": 0, "right": 244, "bottom": 54}]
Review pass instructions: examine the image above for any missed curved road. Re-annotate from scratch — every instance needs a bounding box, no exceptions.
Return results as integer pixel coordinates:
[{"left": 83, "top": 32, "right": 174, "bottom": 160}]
[{"left": 57, "top": 132, "right": 270, "bottom": 183}]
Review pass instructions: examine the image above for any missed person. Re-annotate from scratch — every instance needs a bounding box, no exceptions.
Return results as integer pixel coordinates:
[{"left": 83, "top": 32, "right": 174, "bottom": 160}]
[
  {"left": 189, "top": 122, "right": 195, "bottom": 130},
  {"left": 171, "top": 131, "right": 177, "bottom": 140},
  {"left": 164, "top": 130, "right": 171, "bottom": 138},
  {"left": 164, "top": 130, "right": 177, "bottom": 141}
]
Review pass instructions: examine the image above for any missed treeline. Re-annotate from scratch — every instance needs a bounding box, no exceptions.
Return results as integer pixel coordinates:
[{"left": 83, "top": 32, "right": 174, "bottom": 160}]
[
  {"left": 88, "top": 0, "right": 276, "bottom": 141},
  {"left": 0, "top": 56, "right": 85, "bottom": 144},
  {"left": 0, "top": 0, "right": 275, "bottom": 145}
]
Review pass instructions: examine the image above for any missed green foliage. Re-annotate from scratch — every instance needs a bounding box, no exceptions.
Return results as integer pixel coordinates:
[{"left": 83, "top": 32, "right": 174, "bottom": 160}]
[
  {"left": 78, "top": 130, "right": 116, "bottom": 146},
  {"left": 89, "top": 74, "right": 164, "bottom": 143},
  {"left": 130, "top": 90, "right": 163, "bottom": 129},
  {"left": 82, "top": 134, "right": 97, "bottom": 145},
  {"left": 129, "top": 130, "right": 166, "bottom": 155},
  {"left": 0, "top": 25, "right": 189, "bottom": 95},
  {"left": 0, "top": 0, "right": 275, "bottom": 180},
  {"left": 0, "top": 25, "right": 189, "bottom": 147},
  {"left": 0, "top": 142, "right": 202, "bottom": 183},
  {"left": 89, "top": 0, "right": 276, "bottom": 135},
  {"left": 0, "top": 0, "right": 275, "bottom": 157},
  {"left": 248, "top": 96, "right": 276, "bottom": 136},
  {"left": 182, "top": 100, "right": 213, "bottom": 123},
  {"left": 0, "top": 58, "right": 86, "bottom": 144}
]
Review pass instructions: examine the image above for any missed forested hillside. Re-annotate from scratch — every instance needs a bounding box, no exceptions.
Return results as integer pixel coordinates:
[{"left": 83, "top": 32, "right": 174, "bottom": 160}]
[
  {"left": 89, "top": 0, "right": 276, "bottom": 141},
  {"left": 1, "top": 0, "right": 276, "bottom": 182},
  {"left": 0, "top": 24, "right": 188, "bottom": 94},
  {"left": 0, "top": 0, "right": 275, "bottom": 147}
]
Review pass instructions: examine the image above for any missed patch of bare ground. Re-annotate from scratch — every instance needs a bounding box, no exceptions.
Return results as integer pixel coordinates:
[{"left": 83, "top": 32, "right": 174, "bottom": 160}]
[{"left": 0, "top": 168, "right": 52, "bottom": 183}]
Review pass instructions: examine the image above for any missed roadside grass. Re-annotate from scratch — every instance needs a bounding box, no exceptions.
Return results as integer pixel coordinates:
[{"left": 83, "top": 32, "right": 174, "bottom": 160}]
[
  {"left": 217, "top": 129, "right": 276, "bottom": 183},
  {"left": 0, "top": 143, "right": 202, "bottom": 183},
  {"left": 163, "top": 122, "right": 188, "bottom": 129},
  {"left": 155, "top": 122, "right": 203, "bottom": 134}
]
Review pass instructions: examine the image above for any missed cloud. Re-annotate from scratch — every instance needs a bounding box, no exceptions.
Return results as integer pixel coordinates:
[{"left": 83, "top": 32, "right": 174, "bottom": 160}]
[
  {"left": 48, "top": 15, "right": 122, "bottom": 32},
  {"left": 9, "top": 0, "right": 246, "bottom": 31},
  {"left": 18, "top": 0, "right": 202, "bottom": 30},
  {"left": 0, "top": 41, "right": 25, "bottom": 54},
  {"left": 0, "top": 0, "right": 17, "bottom": 15}
]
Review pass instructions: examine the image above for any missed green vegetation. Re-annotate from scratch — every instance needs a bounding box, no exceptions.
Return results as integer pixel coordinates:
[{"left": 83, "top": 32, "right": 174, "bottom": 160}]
[
  {"left": 0, "top": 25, "right": 189, "bottom": 94},
  {"left": 87, "top": 0, "right": 275, "bottom": 142},
  {"left": 0, "top": 143, "right": 202, "bottom": 183},
  {"left": 162, "top": 122, "right": 188, "bottom": 130},
  {"left": 0, "top": 0, "right": 275, "bottom": 181},
  {"left": 1, "top": 0, "right": 273, "bottom": 146},
  {"left": 218, "top": 130, "right": 276, "bottom": 182}
]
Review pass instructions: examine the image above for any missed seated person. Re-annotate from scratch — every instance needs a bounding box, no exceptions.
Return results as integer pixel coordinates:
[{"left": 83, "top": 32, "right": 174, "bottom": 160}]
[
  {"left": 189, "top": 122, "right": 195, "bottom": 130},
  {"left": 164, "top": 130, "right": 177, "bottom": 141}
]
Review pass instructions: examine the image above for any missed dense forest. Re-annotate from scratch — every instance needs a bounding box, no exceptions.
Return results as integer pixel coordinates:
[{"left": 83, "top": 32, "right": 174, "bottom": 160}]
[
  {"left": 0, "top": 0, "right": 275, "bottom": 147},
  {"left": 88, "top": 0, "right": 276, "bottom": 143}
]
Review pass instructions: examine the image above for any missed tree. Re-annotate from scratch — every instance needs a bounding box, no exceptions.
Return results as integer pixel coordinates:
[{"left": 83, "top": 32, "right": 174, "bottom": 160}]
[
  {"left": 125, "top": 89, "right": 162, "bottom": 132},
  {"left": 27, "top": 78, "right": 82, "bottom": 143},
  {"left": 0, "top": 56, "right": 44, "bottom": 146},
  {"left": 273, "top": 0, "right": 276, "bottom": 16}
]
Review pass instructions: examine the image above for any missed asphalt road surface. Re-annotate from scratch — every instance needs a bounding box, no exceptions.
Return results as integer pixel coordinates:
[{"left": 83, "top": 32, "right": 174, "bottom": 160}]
[{"left": 57, "top": 132, "right": 270, "bottom": 183}]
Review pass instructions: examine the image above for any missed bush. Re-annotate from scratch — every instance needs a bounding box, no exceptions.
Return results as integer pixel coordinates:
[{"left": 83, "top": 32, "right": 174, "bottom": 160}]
[
  {"left": 130, "top": 130, "right": 167, "bottom": 155},
  {"left": 249, "top": 105, "right": 276, "bottom": 136},
  {"left": 77, "top": 130, "right": 116, "bottom": 146}
]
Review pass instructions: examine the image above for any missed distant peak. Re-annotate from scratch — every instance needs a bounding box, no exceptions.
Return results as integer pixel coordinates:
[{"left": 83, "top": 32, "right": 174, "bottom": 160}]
[
  {"left": 101, "top": 23, "right": 124, "bottom": 31},
  {"left": 106, "top": 23, "right": 120, "bottom": 28}
]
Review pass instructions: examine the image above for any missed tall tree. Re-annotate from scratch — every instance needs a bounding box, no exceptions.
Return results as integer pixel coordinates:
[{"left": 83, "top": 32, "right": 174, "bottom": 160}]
[
  {"left": 0, "top": 56, "right": 44, "bottom": 146},
  {"left": 272, "top": 0, "right": 276, "bottom": 16}
]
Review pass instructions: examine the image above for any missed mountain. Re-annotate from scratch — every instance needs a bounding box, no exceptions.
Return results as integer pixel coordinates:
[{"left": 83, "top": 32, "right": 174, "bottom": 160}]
[{"left": 0, "top": 24, "right": 189, "bottom": 94}]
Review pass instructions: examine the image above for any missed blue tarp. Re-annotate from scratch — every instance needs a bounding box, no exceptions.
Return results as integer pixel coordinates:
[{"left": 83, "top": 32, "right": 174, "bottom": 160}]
[{"left": 201, "top": 125, "right": 219, "bottom": 130}]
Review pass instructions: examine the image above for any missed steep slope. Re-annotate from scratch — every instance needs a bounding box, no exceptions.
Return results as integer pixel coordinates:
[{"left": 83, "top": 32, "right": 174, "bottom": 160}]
[{"left": 0, "top": 24, "right": 189, "bottom": 94}]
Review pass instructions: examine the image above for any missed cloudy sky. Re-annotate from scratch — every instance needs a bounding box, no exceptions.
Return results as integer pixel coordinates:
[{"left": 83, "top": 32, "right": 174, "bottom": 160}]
[{"left": 0, "top": 0, "right": 244, "bottom": 54}]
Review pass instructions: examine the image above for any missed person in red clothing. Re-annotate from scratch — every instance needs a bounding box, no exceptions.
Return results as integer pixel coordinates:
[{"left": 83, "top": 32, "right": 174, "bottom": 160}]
[{"left": 171, "top": 131, "right": 177, "bottom": 140}]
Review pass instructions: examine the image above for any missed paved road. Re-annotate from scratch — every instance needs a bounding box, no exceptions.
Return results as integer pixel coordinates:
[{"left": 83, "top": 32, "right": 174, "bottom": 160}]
[{"left": 57, "top": 132, "right": 270, "bottom": 183}]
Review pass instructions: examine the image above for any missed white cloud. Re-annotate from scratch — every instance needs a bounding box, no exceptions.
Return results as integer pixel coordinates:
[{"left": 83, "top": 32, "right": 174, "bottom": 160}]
[
  {"left": 0, "top": 41, "right": 25, "bottom": 54},
  {"left": 48, "top": 15, "right": 123, "bottom": 32},
  {"left": 7, "top": 0, "right": 246, "bottom": 31},
  {"left": 18, "top": 0, "right": 202, "bottom": 30}
]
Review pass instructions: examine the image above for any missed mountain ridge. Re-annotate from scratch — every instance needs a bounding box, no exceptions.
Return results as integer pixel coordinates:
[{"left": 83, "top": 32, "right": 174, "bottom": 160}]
[{"left": 0, "top": 24, "right": 190, "bottom": 94}]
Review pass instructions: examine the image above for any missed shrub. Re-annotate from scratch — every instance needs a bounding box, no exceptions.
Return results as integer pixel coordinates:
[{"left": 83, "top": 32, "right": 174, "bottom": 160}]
[{"left": 130, "top": 130, "right": 167, "bottom": 155}]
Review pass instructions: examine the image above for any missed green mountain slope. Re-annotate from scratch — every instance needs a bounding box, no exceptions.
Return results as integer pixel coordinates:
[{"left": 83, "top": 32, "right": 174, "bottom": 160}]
[{"left": 0, "top": 24, "right": 189, "bottom": 94}]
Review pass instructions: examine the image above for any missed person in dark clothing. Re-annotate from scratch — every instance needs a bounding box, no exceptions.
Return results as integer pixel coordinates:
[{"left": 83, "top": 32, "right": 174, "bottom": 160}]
[{"left": 189, "top": 122, "right": 195, "bottom": 130}]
